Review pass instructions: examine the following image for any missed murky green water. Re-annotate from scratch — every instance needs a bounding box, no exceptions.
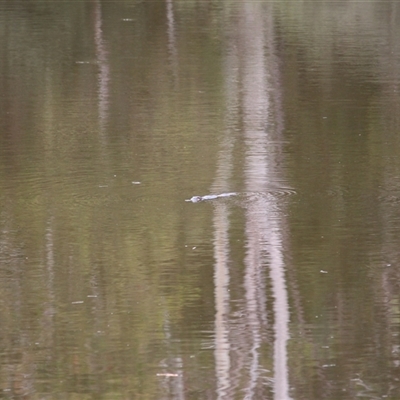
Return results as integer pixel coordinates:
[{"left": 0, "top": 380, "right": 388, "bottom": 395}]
[{"left": 1, "top": 1, "right": 400, "bottom": 398}]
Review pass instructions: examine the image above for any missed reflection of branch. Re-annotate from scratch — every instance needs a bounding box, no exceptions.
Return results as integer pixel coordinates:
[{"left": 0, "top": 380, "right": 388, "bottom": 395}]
[
  {"left": 166, "top": 0, "right": 178, "bottom": 83},
  {"left": 93, "top": 0, "right": 110, "bottom": 132},
  {"left": 43, "top": 217, "right": 56, "bottom": 337}
]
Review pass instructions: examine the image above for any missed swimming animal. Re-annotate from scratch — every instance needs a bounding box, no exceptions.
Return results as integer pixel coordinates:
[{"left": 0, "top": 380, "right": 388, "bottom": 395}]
[{"left": 185, "top": 192, "right": 238, "bottom": 203}]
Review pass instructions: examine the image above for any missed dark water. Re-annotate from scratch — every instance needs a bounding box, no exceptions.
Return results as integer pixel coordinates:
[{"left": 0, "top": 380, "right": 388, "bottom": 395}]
[{"left": 1, "top": 1, "right": 400, "bottom": 398}]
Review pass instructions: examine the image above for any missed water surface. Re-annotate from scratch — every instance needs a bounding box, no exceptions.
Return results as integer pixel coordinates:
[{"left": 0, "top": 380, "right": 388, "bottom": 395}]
[{"left": 1, "top": 1, "right": 400, "bottom": 399}]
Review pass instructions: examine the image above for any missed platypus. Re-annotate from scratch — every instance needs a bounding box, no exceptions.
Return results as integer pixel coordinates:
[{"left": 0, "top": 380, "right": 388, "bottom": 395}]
[{"left": 185, "top": 192, "right": 238, "bottom": 203}]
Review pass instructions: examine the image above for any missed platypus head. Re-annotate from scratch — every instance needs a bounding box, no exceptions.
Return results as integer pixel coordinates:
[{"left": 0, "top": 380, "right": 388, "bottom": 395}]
[{"left": 186, "top": 196, "right": 202, "bottom": 203}]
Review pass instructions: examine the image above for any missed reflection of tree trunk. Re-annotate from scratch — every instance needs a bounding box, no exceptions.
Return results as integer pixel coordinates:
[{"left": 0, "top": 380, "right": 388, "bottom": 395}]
[
  {"left": 241, "top": 6, "right": 269, "bottom": 396},
  {"left": 215, "top": 2, "right": 291, "bottom": 397},
  {"left": 240, "top": 3, "right": 291, "bottom": 399},
  {"left": 212, "top": 59, "right": 236, "bottom": 400},
  {"left": 212, "top": 24, "right": 240, "bottom": 399},
  {"left": 213, "top": 202, "right": 231, "bottom": 399}
]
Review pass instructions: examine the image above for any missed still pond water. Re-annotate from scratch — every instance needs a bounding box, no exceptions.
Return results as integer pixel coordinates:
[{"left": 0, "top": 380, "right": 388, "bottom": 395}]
[{"left": 1, "top": 1, "right": 400, "bottom": 399}]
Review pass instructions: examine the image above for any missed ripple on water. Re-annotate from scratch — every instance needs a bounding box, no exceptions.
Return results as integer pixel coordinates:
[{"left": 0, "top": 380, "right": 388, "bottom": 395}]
[
  {"left": 325, "top": 188, "right": 349, "bottom": 198},
  {"left": 16, "top": 178, "right": 125, "bottom": 213},
  {"left": 377, "top": 189, "right": 400, "bottom": 206},
  {"left": 268, "top": 187, "right": 298, "bottom": 197},
  {"left": 242, "top": 188, "right": 297, "bottom": 202}
]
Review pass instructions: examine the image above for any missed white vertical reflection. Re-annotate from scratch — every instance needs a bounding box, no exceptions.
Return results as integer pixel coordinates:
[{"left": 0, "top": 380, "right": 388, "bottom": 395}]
[
  {"left": 94, "top": 0, "right": 110, "bottom": 132},
  {"left": 241, "top": 4, "right": 291, "bottom": 399},
  {"left": 166, "top": 0, "right": 178, "bottom": 81},
  {"left": 212, "top": 33, "right": 240, "bottom": 400},
  {"left": 241, "top": 5, "right": 269, "bottom": 396},
  {"left": 213, "top": 202, "right": 231, "bottom": 399},
  {"left": 213, "top": 2, "right": 291, "bottom": 398}
]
